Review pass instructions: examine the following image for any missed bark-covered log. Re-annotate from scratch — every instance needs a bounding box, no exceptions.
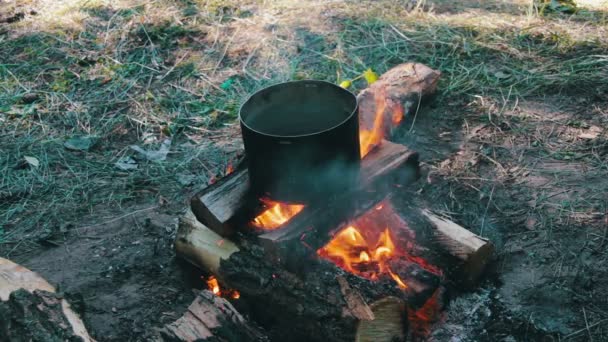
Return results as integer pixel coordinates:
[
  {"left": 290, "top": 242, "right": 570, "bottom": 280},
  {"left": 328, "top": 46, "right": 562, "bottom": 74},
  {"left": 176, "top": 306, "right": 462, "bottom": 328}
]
[
  {"left": 420, "top": 209, "right": 494, "bottom": 286},
  {"left": 174, "top": 210, "right": 440, "bottom": 342},
  {"left": 159, "top": 290, "right": 267, "bottom": 341},
  {"left": 358, "top": 63, "right": 441, "bottom": 140},
  {"left": 0, "top": 258, "right": 93, "bottom": 342}
]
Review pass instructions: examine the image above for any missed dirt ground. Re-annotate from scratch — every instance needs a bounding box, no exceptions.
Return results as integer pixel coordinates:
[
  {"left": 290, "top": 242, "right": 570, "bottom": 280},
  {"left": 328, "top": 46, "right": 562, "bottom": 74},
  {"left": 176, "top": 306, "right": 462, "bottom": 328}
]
[{"left": 1, "top": 0, "right": 607, "bottom": 341}]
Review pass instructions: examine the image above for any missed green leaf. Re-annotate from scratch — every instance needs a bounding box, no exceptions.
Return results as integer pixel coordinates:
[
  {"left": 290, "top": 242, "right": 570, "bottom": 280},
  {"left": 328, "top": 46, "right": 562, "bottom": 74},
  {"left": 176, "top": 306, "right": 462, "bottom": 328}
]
[
  {"left": 339, "top": 80, "right": 352, "bottom": 89},
  {"left": 363, "top": 68, "right": 379, "bottom": 85},
  {"left": 64, "top": 135, "right": 99, "bottom": 151},
  {"left": 24, "top": 156, "right": 40, "bottom": 168},
  {"left": 220, "top": 77, "right": 234, "bottom": 90}
]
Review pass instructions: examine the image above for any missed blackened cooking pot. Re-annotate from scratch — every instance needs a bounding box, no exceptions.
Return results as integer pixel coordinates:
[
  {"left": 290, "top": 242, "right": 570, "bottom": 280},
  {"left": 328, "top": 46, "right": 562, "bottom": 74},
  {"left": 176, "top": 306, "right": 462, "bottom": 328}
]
[{"left": 239, "top": 80, "right": 360, "bottom": 203}]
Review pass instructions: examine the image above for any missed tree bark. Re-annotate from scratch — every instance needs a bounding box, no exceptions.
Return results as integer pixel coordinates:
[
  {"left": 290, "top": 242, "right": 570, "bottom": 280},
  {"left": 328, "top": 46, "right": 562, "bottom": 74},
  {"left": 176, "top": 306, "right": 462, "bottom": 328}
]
[
  {"left": 159, "top": 290, "right": 267, "bottom": 341},
  {"left": 358, "top": 62, "right": 441, "bottom": 139},
  {"left": 0, "top": 258, "right": 94, "bottom": 342}
]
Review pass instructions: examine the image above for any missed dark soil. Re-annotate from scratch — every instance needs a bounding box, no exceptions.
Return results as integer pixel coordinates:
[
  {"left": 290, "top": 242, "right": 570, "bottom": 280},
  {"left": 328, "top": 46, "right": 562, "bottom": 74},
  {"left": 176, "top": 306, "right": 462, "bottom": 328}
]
[{"left": 14, "top": 202, "right": 202, "bottom": 341}]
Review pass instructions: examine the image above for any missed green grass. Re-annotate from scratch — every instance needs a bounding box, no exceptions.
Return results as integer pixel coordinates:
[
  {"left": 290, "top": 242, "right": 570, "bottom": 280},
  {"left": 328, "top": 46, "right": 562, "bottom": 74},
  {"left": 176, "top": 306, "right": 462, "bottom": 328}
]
[{"left": 1, "top": 0, "right": 607, "bottom": 259}]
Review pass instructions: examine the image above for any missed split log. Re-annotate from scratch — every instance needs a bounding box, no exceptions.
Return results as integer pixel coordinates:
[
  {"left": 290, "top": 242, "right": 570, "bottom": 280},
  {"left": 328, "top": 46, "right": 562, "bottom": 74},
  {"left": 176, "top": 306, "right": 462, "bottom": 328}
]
[
  {"left": 192, "top": 140, "right": 419, "bottom": 238},
  {"left": 191, "top": 169, "right": 250, "bottom": 237},
  {"left": 358, "top": 63, "right": 441, "bottom": 138},
  {"left": 174, "top": 210, "right": 440, "bottom": 342},
  {"left": 420, "top": 209, "right": 494, "bottom": 286},
  {"left": 159, "top": 290, "right": 267, "bottom": 341},
  {"left": 356, "top": 297, "right": 407, "bottom": 342},
  {"left": 0, "top": 258, "right": 94, "bottom": 342}
]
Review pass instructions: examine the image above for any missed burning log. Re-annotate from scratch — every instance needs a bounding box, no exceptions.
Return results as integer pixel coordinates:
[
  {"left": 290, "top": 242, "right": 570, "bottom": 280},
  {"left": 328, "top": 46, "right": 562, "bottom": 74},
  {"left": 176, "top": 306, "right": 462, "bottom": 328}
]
[
  {"left": 420, "top": 209, "right": 494, "bottom": 286},
  {"left": 159, "top": 290, "right": 267, "bottom": 341},
  {"left": 358, "top": 62, "right": 441, "bottom": 152},
  {"left": 0, "top": 258, "right": 94, "bottom": 341},
  {"left": 256, "top": 142, "right": 419, "bottom": 272},
  {"left": 174, "top": 209, "right": 441, "bottom": 342},
  {"left": 192, "top": 140, "right": 419, "bottom": 237}
]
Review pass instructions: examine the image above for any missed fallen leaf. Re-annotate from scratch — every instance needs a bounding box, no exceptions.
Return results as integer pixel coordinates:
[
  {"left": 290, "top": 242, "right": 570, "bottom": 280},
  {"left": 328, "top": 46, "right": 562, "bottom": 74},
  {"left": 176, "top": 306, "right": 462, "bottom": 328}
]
[
  {"left": 24, "top": 156, "right": 39, "bottom": 168},
  {"left": 130, "top": 139, "right": 171, "bottom": 161},
  {"left": 177, "top": 173, "right": 195, "bottom": 186},
  {"left": 339, "top": 80, "right": 352, "bottom": 89},
  {"left": 21, "top": 93, "right": 39, "bottom": 104},
  {"left": 525, "top": 217, "right": 537, "bottom": 230},
  {"left": 363, "top": 68, "right": 378, "bottom": 85},
  {"left": 115, "top": 156, "right": 138, "bottom": 170},
  {"left": 494, "top": 71, "right": 510, "bottom": 79},
  {"left": 64, "top": 136, "right": 98, "bottom": 151},
  {"left": 578, "top": 125, "right": 602, "bottom": 140}
]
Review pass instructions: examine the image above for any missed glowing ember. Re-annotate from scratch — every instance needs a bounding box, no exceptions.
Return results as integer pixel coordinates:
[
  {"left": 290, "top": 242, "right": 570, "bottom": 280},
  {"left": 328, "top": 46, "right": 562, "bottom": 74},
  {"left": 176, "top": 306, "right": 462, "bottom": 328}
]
[
  {"left": 317, "top": 224, "right": 408, "bottom": 287},
  {"left": 226, "top": 163, "right": 234, "bottom": 175},
  {"left": 205, "top": 276, "right": 240, "bottom": 299},
  {"left": 207, "top": 276, "right": 220, "bottom": 295},
  {"left": 408, "top": 290, "right": 444, "bottom": 338},
  {"left": 318, "top": 201, "right": 441, "bottom": 292},
  {"left": 359, "top": 89, "right": 404, "bottom": 158},
  {"left": 252, "top": 198, "right": 305, "bottom": 230}
]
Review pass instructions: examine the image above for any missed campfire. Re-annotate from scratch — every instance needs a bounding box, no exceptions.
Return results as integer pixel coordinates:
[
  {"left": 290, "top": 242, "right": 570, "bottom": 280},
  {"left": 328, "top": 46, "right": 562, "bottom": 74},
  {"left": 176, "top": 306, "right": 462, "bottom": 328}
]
[
  {"left": 171, "top": 63, "right": 494, "bottom": 342},
  {"left": 318, "top": 202, "right": 416, "bottom": 288},
  {"left": 252, "top": 198, "right": 305, "bottom": 230}
]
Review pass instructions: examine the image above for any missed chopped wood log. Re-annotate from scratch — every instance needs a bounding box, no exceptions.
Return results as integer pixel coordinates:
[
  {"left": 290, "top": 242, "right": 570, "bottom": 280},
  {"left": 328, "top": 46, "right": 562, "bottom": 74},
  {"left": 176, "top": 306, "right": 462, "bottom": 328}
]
[
  {"left": 174, "top": 210, "right": 439, "bottom": 342},
  {"left": 174, "top": 209, "right": 239, "bottom": 274},
  {"left": 420, "top": 209, "right": 494, "bottom": 286},
  {"left": 358, "top": 63, "right": 441, "bottom": 139},
  {"left": 191, "top": 169, "right": 250, "bottom": 237},
  {"left": 159, "top": 290, "right": 267, "bottom": 341},
  {"left": 356, "top": 296, "right": 407, "bottom": 342},
  {"left": 0, "top": 258, "right": 94, "bottom": 342}
]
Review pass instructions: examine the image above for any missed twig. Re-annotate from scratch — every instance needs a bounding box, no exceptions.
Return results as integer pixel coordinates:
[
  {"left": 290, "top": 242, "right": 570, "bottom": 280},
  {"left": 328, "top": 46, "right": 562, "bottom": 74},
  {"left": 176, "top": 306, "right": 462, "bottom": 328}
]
[
  {"left": 408, "top": 92, "right": 422, "bottom": 133},
  {"left": 212, "top": 28, "right": 239, "bottom": 76},
  {"left": 74, "top": 206, "right": 159, "bottom": 232},
  {"left": 389, "top": 24, "right": 412, "bottom": 41},
  {"left": 564, "top": 318, "right": 608, "bottom": 340},
  {"left": 583, "top": 307, "right": 594, "bottom": 342},
  {"left": 480, "top": 184, "right": 495, "bottom": 237}
]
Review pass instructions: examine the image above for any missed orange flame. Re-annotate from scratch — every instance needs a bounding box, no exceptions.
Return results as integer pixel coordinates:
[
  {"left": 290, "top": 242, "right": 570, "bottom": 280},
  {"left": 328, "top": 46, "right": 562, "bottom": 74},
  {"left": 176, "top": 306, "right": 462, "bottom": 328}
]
[
  {"left": 206, "top": 276, "right": 240, "bottom": 299},
  {"left": 226, "top": 163, "right": 234, "bottom": 175},
  {"left": 359, "top": 91, "right": 387, "bottom": 158},
  {"left": 358, "top": 88, "right": 404, "bottom": 158},
  {"left": 318, "top": 202, "right": 442, "bottom": 292},
  {"left": 317, "top": 225, "right": 407, "bottom": 287},
  {"left": 252, "top": 198, "right": 305, "bottom": 230},
  {"left": 207, "top": 276, "right": 220, "bottom": 295}
]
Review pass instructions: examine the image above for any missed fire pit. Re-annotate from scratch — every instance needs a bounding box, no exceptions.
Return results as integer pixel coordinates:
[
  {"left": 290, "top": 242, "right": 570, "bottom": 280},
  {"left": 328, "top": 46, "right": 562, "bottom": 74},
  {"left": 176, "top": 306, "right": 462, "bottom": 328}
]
[{"left": 171, "top": 63, "right": 494, "bottom": 342}]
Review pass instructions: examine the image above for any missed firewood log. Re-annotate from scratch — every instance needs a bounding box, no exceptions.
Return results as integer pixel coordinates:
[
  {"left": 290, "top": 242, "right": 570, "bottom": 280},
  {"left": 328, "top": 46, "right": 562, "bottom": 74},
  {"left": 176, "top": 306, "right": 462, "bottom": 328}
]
[
  {"left": 0, "top": 258, "right": 94, "bottom": 341},
  {"left": 174, "top": 209, "right": 435, "bottom": 342},
  {"left": 358, "top": 62, "right": 441, "bottom": 138},
  {"left": 420, "top": 209, "right": 494, "bottom": 285},
  {"left": 159, "top": 290, "right": 267, "bottom": 341}
]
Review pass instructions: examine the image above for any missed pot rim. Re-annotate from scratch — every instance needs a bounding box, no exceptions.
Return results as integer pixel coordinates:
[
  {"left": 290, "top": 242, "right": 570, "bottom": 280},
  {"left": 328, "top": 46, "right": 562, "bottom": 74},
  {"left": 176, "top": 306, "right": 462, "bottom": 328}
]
[{"left": 238, "top": 79, "right": 358, "bottom": 139}]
